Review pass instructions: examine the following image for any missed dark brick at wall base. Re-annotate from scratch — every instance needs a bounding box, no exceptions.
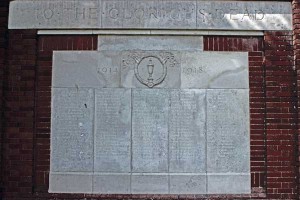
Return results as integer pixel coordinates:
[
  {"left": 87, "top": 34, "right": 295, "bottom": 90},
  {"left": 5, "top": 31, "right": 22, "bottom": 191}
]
[
  {"left": 0, "top": 0, "right": 9, "bottom": 198},
  {"left": 1, "top": 1, "right": 300, "bottom": 200}
]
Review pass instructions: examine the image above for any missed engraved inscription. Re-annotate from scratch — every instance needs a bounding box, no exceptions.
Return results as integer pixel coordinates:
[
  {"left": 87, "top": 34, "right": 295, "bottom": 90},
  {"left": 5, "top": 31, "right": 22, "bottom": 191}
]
[
  {"left": 9, "top": 1, "right": 292, "bottom": 30},
  {"left": 51, "top": 88, "right": 94, "bottom": 172},
  {"left": 94, "top": 89, "right": 131, "bottom": 172},
  {"left": 132, "top": 89, "right": 169, "bottom": 172},
  {"left": 169, "top": 90, "right": 206, "bottom": 173},
  {"left": 207, "top": 89, "right": 250, "bottom": 173},
  {"left": 196, "top": 1, "right": 291, "bottom": 30},
  {"left": 182, "top": 65, "right": 207, "bottom": 76},
  {"left": 35, "top": 1, "right": 99, "bottom": 21},
  {"left": 102, "top": 0, "right": 196, "bottom": 28},
  {"left": 198, "top": 8, "right": 265, "bottom": 23}
]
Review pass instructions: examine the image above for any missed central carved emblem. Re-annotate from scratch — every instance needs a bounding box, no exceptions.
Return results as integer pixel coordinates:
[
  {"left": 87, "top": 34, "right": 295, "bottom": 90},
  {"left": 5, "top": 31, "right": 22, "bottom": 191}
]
[
  {"left": 122, "top": 51, "right": 178, "bottom": 88},
  {"left": 135, "top": 56, "right": 167, "bottom": 88}
]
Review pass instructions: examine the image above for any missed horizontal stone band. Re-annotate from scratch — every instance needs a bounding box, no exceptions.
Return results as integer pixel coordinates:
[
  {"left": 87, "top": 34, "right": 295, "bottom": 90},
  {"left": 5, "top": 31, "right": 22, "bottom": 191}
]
[{"left": 9, "top": 0, "right": 292, "bottom": 30}]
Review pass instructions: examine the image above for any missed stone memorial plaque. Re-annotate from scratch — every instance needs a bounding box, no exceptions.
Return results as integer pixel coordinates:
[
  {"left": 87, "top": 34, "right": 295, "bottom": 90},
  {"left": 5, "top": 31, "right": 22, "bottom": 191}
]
[
  {"left": 50, "top": 36, "right": 251, "bottom": 194},
  {"left": 121, "top": 51, "right": 181, "bottom": 88},
  {"left": 169, "top": 90, "right": 206, "bottom": 173},
  {"left": 132, "top": 89, "right": 169, "bottom": 172},
  {"left": 206, "top": 89, "right": 250, "bottom": 194},
  {"left": 98, "top": 36, "right": 203, "bottom": 51},
  {"left": 9, "top": 0, "right": 292, "bottom": 30},
  {"left": 51, "top": 88, "right": 94, "bottom": 172},
  {"left": 94, "top": 89, "right": 131, "bottom": 172},
  {"left": 181, "top": 52, "right": 249, "bottom": 89}
]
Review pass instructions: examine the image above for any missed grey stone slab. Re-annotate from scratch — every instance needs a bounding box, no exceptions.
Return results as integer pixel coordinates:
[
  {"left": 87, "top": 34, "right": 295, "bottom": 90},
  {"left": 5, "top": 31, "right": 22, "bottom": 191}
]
[
  {"left": 101, "top": 0, "right": 196, "bottom": 29},
  {"left": 97, "top": 51, "right": 122, "bottom": 87},
  {"left": 98, "top": 36, "right": 203, "bottom": 51},
  {"left": 53, "top": 51, "right": 121, "bottom": 88},
  {"left": 181, "top": 52, "right": 248, "bottom": 89},
  {"left": 131, "top": 174, "right": 169, "bottom": 194},
  {"left": 132, "top": 89, "right": 169, "bottom": 172},
  {"left": 169, "top": 175, "right": 206, "bottom": 194},
  {"left": 169, "top": 90, "right": 206, "bottom": 173},
  {"left": 51, "top": 88, "right": 94, "bottom": 172},
  {"left": 9, "top": 1, "right": 292, "bottom": 30},
  {"left": 49, "top": 173, "right": 93, "bottom": 193},
  {"left": 93, "top": 174, "right": 130, "bottom": 194},
  {"left": 121, "top": 51, "right": 181, "bottom": 89},
  {"left": 206, "top": 89, "right": 250, "bottom": 174},
  {"left": 207, "top": 174, "right": 251, "bottom": 194},
  {"left": 94, "top": 89, "right": 131, "bottom": 172},
  {"left": 9, "top": 0, "right": 101, "bottom": 29},
  {"left": 197, "top": 1, "right": 292, "bottom": 30}
]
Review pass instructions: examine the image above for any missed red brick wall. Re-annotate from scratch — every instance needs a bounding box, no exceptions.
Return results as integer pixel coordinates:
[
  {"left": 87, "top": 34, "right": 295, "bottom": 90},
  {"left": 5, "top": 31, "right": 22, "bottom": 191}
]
[
  {"left": 0, "top": 0, "right": 9, "bottom": 197},
  {"left": 35, "top": 36, "right": 97, "bottom": 192},
  {"left": 293, "top": 0, "right": 300, "bottom": 197},
  {"left": 264, "top": 31, "right": 298, "bottom": 199},
  {"left": 3, "top": 29, "right": 37, "bottom": 198}
]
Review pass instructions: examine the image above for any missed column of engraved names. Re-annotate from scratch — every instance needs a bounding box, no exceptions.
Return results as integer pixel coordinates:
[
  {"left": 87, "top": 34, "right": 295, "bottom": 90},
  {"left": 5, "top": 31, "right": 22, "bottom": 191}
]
[
  {"left": 169, "top": 90, "right": 206, "bottom": 173},
  {"left": 94, "top": 89, "right": 131, "bottom": 172},
  {"left": 207, "top": 89, "right": 250, "bottom": 173},
  {"left": 132, "top": 89, "right": 169, "bottom": 172},
  {"left": 51, "top": 88, "right": 94, "bottom": 172}
]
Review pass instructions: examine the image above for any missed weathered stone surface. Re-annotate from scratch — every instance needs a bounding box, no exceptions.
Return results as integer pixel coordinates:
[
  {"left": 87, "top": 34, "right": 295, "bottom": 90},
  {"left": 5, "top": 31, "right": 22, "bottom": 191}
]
[
  {"left": 96, "top": 51, "right": 122, "bottom": 87},
  {"left": 169, "top": 175, "right": 206, "bottom": 194},
  {"left": 98, "top": 36, "right": 203, "bottom": 51},
  {"left": 207, "top": 174, "right": 251, "bottom": 194},
  {"left": 102, "top": 0, "right": 196, "bottom": 29},
  {"left": 197, "top": 1, "right": 291, "bottom": 30},
  {"left": 9, "top": 0, "right": 292, "bottom": 30},
  {"left": 169, "top": 90, "right": 206, "bottom": 172},
  {"left": 121, "top": 51, "right": 181, "bottom": 88},
  {"left": 132, "top": 89, "right": 169, "bottom": 172},
  {"left": 131, "top": 174, "right": 169, "bottom": 194},
  {"left": 49, "top": 173, "right": 93, "bottom": 193},
  {"left": 54, "top": 51, "right": 248, "bottom": 89},
  {"left": 51, "top": 88, "right": 94, "bottom": 172},
  {"left": 9, "top": 0, "right": 101, "bottom": 29},
  {"left": 181, "top": 52, "right": 249, "bottom": 89},
  {"left": 206, "top": 89, "right": 250, "bottom": 173},
  {"left": 50, "top": 42, "right": 251, "bottom": 194},
  {"left": 93, "top": 174, "right": 131, "bottom": 193},
  {"left": 94, "top": 89, "right": 131, "bottom": 172},
  {"left": 53, "top": 51, "right": 121, "bottom": 88}
]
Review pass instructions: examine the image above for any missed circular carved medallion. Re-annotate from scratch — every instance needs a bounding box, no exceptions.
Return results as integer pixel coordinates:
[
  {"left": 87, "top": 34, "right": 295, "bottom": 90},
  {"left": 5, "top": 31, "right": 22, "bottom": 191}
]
[{"left": 134, "top": 56, "right": 167, "bottom": 88}]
